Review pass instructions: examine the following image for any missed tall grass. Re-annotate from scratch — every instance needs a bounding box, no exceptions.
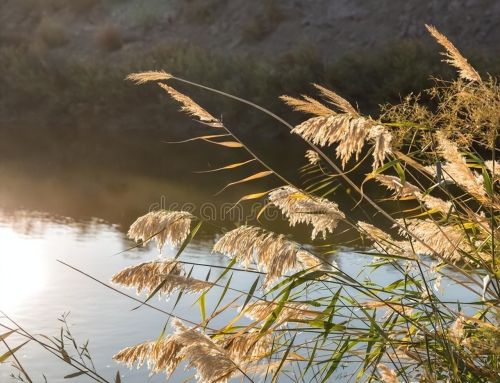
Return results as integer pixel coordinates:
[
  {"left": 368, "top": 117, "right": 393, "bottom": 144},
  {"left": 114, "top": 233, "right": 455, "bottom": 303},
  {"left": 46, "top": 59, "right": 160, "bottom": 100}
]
[
  {"left": 111, "top": 26, "right": 499, "bottom": 382},
  {"left": 2, "top": 27, "right": 499, "bottom": 382}
]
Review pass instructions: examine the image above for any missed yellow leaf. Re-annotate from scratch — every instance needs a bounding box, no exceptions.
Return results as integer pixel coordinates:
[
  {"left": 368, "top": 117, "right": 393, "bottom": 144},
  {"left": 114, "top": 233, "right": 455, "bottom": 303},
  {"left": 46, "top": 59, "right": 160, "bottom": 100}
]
[
  {"left": 165, "top": 134, "right": 230, "bottom": 144},
  {"left": 236, "top": 191, "right": 269, "bottom": 204},
  {"left": 216, "top": 171, "right": 273, "bottom": 195},
  {"left": 195, "top": 159, "right": 256, "bottom": 173},
  {"left": 204, "top": 140, "right": 244, "bottom": 148}
]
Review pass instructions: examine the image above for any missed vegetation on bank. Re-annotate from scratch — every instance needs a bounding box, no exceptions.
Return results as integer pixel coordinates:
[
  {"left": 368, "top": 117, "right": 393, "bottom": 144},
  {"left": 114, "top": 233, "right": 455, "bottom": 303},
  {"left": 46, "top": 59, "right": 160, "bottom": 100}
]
[{"left": 1, "top": 38, "right": 499, "bottom": 127}]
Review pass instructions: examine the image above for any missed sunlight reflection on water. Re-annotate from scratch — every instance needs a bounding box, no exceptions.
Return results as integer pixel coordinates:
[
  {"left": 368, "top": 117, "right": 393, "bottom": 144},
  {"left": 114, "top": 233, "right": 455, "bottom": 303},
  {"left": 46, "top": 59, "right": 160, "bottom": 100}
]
[{"left": 0, "top": 227, "right": 48, "bottom": 312}]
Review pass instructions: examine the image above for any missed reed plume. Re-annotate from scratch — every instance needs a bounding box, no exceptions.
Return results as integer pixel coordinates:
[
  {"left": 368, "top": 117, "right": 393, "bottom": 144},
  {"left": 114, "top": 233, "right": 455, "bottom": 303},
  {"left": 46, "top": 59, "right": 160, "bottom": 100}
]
[
  {"left": 280, "top": 95, "right": 334, "bottom": 116},
  {"left": 213, "top": 225, "right": 328, "bottom": 286},
  {"left": 158, "top": 83, "right": 221, "bottom": 125},
  {"left": 216, "top": 331, "right": 273, "bottom": 363},
  {"left": 448, "top": 316, "right": 465, "bottom": 344},
  {"left": 396, "top": 218, "right": 470, "bottom": 264},
  {"left": 126, "top": 70, "right": 172, "bottom": 85},
  {"left": 357, "top": 221, "right": 409, "bottom": 257},
  {"left": 113, "top": 341, "right": 151, "bottom": 369},
  {"left": 416, "top": 193, "right": 453, "bottom": 215},
  {"left": 431, "top": 132, "right": 500, "bottom": 208},
  {"left": 292, "top": 114, "right": 371, "bottom": 167},
  {"left": 291, "top": 113, "right": 392, "bottom": 169},
  {"left": 296, "top": 249, "right": 336, "bottom": 271},
  {"left": 268, "top": 186, "right": 345, "bottom": 240},
  {"left": 374, "top": 175, "right": 420, "bottom": 199},
  {"left": 241, "top": 300, "right": 318, "bottom": 325},
  {"left": 484, "top": 160, "right": 499, "bottom": 181},
  {"left": 111, "top": 261, "right": 212, "bottom": 297},
  {"left": 362, "top": 301, "right": 414, "bottom": 317},
  {"left": 434, "top": 131, "right": 485, "bottom": 198},
  {"left": 169, "top": 319, "right": 237, "bottom": 383},
  {"left": 284, "top": 84, "right": 393, "bottom": 169},
  {"left": 368, "top": 124, "right": 393, "bottom": 170},
  {"left": 115, "top": 319, "right": 238, "bottom": 382},
  {"left": 111, "top": 259, "right": 181, "bottom": 292},
  {"left": 128, "top": 210, "right": 194, "bottom": 250},
  {"left": 375, "top": 174, "right": 452, "bottom": 214},
  {"left": 376, "top": 363, "right": 400, "bottom": 383},
  {"left": 312, "top": 83, "right": 357, "bottom": 114},
  {"left": 305, "top": 149, "right": 320, "bottom": 165},
  {"left": 426, "top": 25, "right": 481, "bottom": 83}
]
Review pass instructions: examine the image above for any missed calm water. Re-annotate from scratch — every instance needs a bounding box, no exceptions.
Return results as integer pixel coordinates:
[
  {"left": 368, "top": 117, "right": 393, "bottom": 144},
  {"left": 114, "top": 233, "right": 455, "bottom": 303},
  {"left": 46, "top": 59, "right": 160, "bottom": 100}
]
[{"left": 0, "top": 135, "right": 472, "bottom": 382}]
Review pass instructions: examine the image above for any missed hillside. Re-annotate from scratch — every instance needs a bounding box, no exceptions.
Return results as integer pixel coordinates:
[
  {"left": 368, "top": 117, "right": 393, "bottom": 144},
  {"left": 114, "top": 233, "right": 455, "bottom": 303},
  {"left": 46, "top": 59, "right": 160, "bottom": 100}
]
[
  {"left": 1, "top": 0, "right": 499, "bottom": 60},
  {"left": 1, "top": 0, "right": 499, "bottom": 143}
]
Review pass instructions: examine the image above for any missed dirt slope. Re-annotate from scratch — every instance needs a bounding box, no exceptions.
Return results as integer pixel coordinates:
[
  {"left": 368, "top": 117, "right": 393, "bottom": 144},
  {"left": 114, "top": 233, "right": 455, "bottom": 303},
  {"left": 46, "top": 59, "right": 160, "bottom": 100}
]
[{"left": 1, "top": 0, "right": 499, "bottom": 60}]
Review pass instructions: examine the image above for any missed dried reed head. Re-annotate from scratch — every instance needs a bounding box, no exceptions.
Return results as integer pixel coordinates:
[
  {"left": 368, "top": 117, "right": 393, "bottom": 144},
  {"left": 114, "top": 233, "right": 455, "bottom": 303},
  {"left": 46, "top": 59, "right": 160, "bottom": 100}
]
[
  {"left": 434, "top": 131, "right": 485, "bottom": 198},
  {"left": 362, "top": 301, "right": 414, "bottom": 317},
  {"left": 126, "top": 71, "right": 172, "bottom": 85},
  {"left": 305, "top": 150, "right": 320, "bottom": 165},
  {"left": 241, "top": 300, "right": 318, "bottom": 326},
  {"left": 280, "top": 95, "right": 334, "bottom": 116},
  {"left": 396, "top": 218, "right": 470, "bottom": 264},
  {"left": 111, "top": 259, "right": 181, "bottom": 292},
  {"left": 213, "top": 225, "right": 329, "bottom": 287},
  {"left": 115, "top": 319, "right": 239, "bottom": 382},
  {"left": 292, "top": 114, "right": 371, "bottom": 168},
  {"left": 296, "top": 250, "right": 336, "bottom": 271},
  {"left": 128, "top": 210, "right": 194, "bottom": 251},
  {"left": 416, "top": 192, "right": 453, "bottom": 215},
  {"left": 374, "top": 175, "right": 420, "bottom": 199},
  {"left": 268, "top": 186, "right": 345, "bottom": 240},
  {"left": 368, "top": 125, "right": 393, "bottom": 170},
  {"left": 312, "top": 83, "right": 357, "bottom": 114},
  {"left": 357, "top": 221, "right": 409, "bottom": 258},
  {"left": 169, "top": 319, "right": 237, "bottom": 383},
  {"left": 113, "top": 341, "right": 152, "bottom": 369},
  {"left": 111, "top": 261, "right": 212, "bottom": 297},
  {"left": 158, "top": 83, "right": 222, "bottom": 125},
  {"left": 376, "top": 363, "right": 400, "bottom": 383},
  {"left": 484, "top": 160, "right": 500, "bottom": 182},
  {"left": 216, "top": 331, "right": 273, "bottom": 363},
  {"left": 448, "top": 316, "right": 465, "bottom": 344},
  {"left": 374, "top": 175, "right": 452, "bottom": 214},
  {"left": 148, "top": 335, "right": 182, "bottom": 375},
  {"left": 284, "top": 84, "right": 392, "bottom": 169},
  {"left": 426, "top": 25, "right": 481, "bottom": 83}
]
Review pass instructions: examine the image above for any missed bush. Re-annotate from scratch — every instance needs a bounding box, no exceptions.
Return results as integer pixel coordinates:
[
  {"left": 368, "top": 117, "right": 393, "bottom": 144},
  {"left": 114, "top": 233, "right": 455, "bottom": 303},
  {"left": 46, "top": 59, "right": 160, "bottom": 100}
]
[
  {"left": 95, "top": 24, "right": 123, "bottom": 52},
  {"left": 241, "top": 0, "right": 285, "bottom": 42},
  {"left": 68, "top": 0, "right": 99, "bottom": 14},
  {"left": 36, "top": 17, "right": 68, "bottom": 48},
  {"left": 183, "top": 0, "right": 223, "bottom": 24}
]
